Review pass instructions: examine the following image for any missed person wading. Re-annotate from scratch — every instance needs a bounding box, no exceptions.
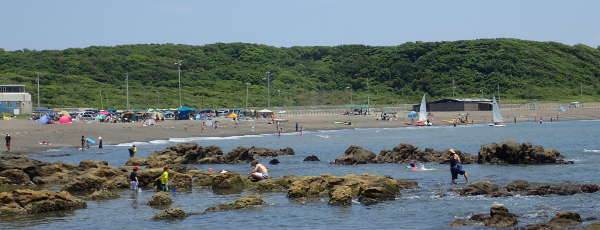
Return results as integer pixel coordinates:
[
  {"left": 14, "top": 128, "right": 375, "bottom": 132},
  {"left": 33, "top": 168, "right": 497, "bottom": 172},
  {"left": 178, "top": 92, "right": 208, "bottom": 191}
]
[
  {"left": 128, "top": 145, "right": 138, "bottom": 158},
  {"left": 449, "top": 149, "right": 469, "bottom": 184}
]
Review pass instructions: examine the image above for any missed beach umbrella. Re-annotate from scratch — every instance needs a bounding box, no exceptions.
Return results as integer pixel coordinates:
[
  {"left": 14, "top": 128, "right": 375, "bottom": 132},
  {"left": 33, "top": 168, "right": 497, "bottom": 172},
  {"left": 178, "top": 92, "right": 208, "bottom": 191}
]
[
  {"left": 58, "top": 116, "right": 72, "bottom": 124},
  {"left": 228, "top": 113, "right": 238, "bottom": 119},
  {"left": 408, "top": 111, "right": 417, "bottom": 119}
]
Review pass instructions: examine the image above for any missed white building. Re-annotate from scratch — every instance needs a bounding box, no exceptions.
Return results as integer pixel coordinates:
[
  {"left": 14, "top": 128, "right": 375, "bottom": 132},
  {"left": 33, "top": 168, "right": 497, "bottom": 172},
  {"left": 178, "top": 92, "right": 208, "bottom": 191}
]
[{"left": 0, "top": 85, "right": 32, "bottom": 115}]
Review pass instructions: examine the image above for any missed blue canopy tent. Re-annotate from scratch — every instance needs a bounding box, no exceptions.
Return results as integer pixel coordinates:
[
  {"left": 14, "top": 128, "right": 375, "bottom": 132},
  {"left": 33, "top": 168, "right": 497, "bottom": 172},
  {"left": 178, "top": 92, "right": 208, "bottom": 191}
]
[
  {"left": 37, "top": 115, "right": 50, "bottom": 125},
  {"left": 176, "top": 106, "right": 195, "bottom": 120}
]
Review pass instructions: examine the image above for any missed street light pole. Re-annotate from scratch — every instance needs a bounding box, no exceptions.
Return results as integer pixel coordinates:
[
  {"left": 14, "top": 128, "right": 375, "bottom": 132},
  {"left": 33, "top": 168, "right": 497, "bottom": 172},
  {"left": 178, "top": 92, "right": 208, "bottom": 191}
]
[
  {"left": 245, "top": 83, "right": 251, "bottom": 108},
  {"left": 346, "top": 86, "right": 353, "bottom": 105},
  {"left": 175, "top": 60, "right": 183, "bottom": 108},
  {"left": 36, "top": 73, "right": 40, "bottom": 108},
  {"left": 367, "top": 76, "right": 370, "bottom": 107},
  {"left": 126, "top": 73, "right": 130, "bottom": 111}
]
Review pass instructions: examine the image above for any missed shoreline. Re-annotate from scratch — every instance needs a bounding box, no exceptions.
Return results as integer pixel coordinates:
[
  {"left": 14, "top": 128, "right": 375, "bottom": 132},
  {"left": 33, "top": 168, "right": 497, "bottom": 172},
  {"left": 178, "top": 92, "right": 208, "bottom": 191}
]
[{"left": 2, "top": 103, "right": 600, "bottom": 155}]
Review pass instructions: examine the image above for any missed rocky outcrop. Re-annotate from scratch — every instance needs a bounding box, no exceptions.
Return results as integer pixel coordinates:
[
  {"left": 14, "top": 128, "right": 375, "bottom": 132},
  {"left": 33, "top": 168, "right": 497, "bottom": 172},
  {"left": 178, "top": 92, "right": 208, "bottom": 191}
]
[
  {"left": 277, "top": 174, "right": 417, "bottom": 205},
  {"left": 303, "top": 155, "right": 320, "bottom": 161},
  {"left": 376, "top": 144, "right": 476, "bottom": 164},
  {"left": 455, "top": 180, "right": 599, "bottom": 197},
  {"left": 0, "top": 169, "right": 33, "bottom": 185},
  {"left": 449, "top": 205, "right": 517, "bottom": 227},
  {"left": 85, "top": 190, "right": 120, "bottom": 200},
  {"left": 125, "top": 157, "right": 148, "bottom": 166},
  {"left": 147, "top": 192, "right": 173, "bottom": 207},
  {"left": 328, "top": 186, "right": 352, "bottom": 206},
  {"left": 333, "top": 145, "right": 377, "bottom": 165},
  {"left": 0, "top": 189, "right": 86, "bottom": 216},
  {"left": 523, "top": 212, "right": 583, "bottom": 229},
  {"left": 153, "top": 208, "right": 188, "bottom": 220},
  {"left": 133, "top": 143, "right": 296, "bottom": 166},
  {"left": 269, "top": 159, "right": 280, "bottom": 165},
  {"left": 333, "top": 144, "right": 476, "bottom": 165},
  {"left": 478, "top": 141, "right": 571, "bottom": 164},
  {"left": 205, "top": 195, "right": 264, "bottom": 212}
]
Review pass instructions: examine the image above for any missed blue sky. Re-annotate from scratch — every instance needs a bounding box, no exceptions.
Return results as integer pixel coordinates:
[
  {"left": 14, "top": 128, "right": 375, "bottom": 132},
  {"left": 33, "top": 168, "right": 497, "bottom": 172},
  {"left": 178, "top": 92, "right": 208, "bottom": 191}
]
[{"left": 1, "top": 0, "right": 599, "bottom": 50}]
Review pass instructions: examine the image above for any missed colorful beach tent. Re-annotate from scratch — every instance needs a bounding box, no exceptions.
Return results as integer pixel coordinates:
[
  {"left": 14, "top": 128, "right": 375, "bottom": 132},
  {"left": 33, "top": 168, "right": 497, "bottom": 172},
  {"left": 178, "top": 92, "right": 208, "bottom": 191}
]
[
  {"left": 37, "top": 115, "right": 50, "bottom": 125},
  {"left": 58, "top": 115, "right": 72, "bottom": 124}
]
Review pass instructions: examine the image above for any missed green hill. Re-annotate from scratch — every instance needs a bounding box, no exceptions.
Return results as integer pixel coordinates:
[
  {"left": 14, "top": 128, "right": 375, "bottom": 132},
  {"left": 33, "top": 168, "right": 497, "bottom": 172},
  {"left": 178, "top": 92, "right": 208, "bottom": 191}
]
[{"left": 1, "top": 38, "right": 600, "bottom": 109}]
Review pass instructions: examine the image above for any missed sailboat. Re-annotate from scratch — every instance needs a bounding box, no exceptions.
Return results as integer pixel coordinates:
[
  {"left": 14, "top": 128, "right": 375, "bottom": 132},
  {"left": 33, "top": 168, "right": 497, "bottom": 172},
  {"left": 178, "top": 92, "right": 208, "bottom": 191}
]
[
  {"left": 407, "top": 94, "right": 431, "bottom": 126},
  {"left": 488, "top": 96, "right": 505, "bottom": 127}
]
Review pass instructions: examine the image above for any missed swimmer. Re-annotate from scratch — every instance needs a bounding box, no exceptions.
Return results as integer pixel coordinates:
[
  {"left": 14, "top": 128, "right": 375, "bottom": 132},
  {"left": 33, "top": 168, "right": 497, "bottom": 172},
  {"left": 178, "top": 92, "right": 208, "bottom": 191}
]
[{"left": 408, "top": 160, "right": 417, "bottom": 170}]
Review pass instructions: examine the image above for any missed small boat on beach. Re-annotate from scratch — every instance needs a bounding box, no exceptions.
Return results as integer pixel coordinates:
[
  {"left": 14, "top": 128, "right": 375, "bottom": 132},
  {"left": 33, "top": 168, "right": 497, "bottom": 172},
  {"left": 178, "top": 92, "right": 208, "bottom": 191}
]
[
  {"left": 406, "top": 94, "right": 432, "bottom": 126},
  {"left": 488, "top": 96, "right": 505, "bottom": 127}
]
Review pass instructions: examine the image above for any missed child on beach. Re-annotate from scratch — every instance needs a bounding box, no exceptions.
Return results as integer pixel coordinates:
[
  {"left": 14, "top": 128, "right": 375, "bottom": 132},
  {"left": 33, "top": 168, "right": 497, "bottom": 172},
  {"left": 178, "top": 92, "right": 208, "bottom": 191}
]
[
  {"left": 160, "top": 167, "right": 169, "bottom": 192},
  {"left": 130, "top": 166, "right": 140, "bottom": 191}
]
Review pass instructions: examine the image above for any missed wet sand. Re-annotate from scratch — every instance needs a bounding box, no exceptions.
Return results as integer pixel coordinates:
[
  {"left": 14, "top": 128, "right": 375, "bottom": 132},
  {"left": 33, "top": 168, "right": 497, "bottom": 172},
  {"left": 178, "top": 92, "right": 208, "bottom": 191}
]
[{"left": 2, "top": 102, "right": 599, "bottom": 154}]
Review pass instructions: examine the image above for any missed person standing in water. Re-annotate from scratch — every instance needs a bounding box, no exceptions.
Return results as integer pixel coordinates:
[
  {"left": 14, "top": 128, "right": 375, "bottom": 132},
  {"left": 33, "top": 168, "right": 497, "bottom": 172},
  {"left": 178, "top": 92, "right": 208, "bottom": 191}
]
[
  {"left": 4, "top": 134, "right": 11, "bottom": 152},
  {"left": 98, "top": 136, "right": 103, "bottom": 149},
  {"left": 128, "top": 145, "right": 137, "bottom": 158},
  {"left": 449, "top": 149, "right": 469, "bottom": 184},
  {"left": 159, "top": 167, "right": 169, "bottom": 192},
  {"left": 130, "top": 166, "right": 140, "bottom": 190},
  {"left": 80, "top": 136, "right": 85, "bottom": 151}
]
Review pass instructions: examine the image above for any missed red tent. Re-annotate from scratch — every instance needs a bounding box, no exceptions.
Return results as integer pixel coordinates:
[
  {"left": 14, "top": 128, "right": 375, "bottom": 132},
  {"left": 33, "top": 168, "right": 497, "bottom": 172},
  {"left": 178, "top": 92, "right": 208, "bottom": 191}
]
[{"left": 58, "top": 116, "right": 72, "bottom": 124}]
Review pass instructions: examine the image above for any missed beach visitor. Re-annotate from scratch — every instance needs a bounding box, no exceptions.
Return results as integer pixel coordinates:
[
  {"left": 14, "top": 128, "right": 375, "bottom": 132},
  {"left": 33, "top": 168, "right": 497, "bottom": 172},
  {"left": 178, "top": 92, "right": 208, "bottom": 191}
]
[
  {"left": 80, "top": 136, "right": 85, "bottom": 151},
  {"left": 249, "top": 160, "right": 269, "bottom": 181},
  {"left": 160, "top": 167, "right": 169, "bottom": 192},
  {"left": 128, "top": 145, "right": 138, "bottom": 158},
  {"left": 5, "top": 134, "right": 11, "bottom": 152},
  {"left": 130, "top": 166, "right": 140, "bottom": 190},
  {"left": 408, "top": 160, "right": 417, "bottom": 170},
  {"left": 98, "top": 136, "right": 103, "bottom": 149},
  {"left": 449, "top": 149, "right": 469, "bottom": 184}
]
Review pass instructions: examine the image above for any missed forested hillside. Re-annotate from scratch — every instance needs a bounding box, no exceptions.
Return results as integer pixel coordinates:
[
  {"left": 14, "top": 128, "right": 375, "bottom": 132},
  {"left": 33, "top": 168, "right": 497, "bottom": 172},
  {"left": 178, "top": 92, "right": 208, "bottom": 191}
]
[{"left": 1, "top": 38, "right": 600, "bottom": 109}]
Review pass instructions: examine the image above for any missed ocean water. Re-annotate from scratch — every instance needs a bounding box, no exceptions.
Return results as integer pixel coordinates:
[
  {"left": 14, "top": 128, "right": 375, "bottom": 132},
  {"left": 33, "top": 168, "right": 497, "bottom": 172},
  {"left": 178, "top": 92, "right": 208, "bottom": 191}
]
[{"left": 4, "top": 120, "right": 600, "bottom": 229}]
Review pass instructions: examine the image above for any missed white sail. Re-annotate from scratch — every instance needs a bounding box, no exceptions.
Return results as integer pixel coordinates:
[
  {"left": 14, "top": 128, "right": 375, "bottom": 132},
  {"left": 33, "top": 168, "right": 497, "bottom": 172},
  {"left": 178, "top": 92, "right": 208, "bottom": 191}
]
[
  {"left": 418, "top": 94, "right": 427, "bottom": 122},
  {"left": 492, "top": 96, "right": 503, "bottom": 123}
]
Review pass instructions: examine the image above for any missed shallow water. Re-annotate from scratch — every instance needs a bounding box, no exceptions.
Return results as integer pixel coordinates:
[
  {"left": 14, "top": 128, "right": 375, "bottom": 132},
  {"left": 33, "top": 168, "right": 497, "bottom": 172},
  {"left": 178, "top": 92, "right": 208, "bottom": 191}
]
[{"left": 5, "top": 120, "right": 600, "bottom": 229}]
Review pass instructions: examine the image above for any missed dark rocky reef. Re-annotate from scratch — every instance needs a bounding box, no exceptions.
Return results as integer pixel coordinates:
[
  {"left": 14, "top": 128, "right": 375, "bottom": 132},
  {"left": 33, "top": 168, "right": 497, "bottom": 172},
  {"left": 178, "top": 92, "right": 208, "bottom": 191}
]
[
  {"left": 333, "top": 144, "right": 475, "bottom": 165},
  {"left": 0, "top": 189, "right": 86, "bottom": 216},
  {"left": 449, "top": 205, "right": 518, "bottom": 227},
  {"left": 478, "top": 141, "right": 571, "bottom": 164},
  {"left": 455, "top": 180, "right": 599, "bottom": 197}
]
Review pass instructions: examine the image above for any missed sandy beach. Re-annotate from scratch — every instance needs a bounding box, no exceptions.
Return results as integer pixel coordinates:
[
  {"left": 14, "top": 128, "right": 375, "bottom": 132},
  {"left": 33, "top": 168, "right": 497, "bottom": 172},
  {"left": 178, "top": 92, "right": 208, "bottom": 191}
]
[{"left": 2, "top": 102, "right": 600, "bottom": 154}]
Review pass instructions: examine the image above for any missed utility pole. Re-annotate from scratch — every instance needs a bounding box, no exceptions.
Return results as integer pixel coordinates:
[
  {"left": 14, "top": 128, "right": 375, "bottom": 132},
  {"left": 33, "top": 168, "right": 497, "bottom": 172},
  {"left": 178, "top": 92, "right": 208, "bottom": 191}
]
[
  {"left": 580, "top": 82, "right": 583, "bottom": 98},
  {"left": 245, "top": 83, "right": 251, "bottom": 108},
  {"left": 99, "top": 90, "right": 103, "bottom": 110},
  {"left": 126, "top": 73, "right": 130, "bottom": 111},
  {"left": 452, "top": 77, "right": 456, "bottom": 97},
  {"left": 36, "top": 73, "right": 40, "bottom": 108},
  {"left": 480, "top": 88, "right": 484, "bottom": 99},
  {"left": 266, "top": 71, "right": 271, "bottom": 108},
  {"left": 175, "top": 60, "right": 183, "bottom": 108},
  {"left": 367, "top": 76, "right": 370, "bottom": 107}
]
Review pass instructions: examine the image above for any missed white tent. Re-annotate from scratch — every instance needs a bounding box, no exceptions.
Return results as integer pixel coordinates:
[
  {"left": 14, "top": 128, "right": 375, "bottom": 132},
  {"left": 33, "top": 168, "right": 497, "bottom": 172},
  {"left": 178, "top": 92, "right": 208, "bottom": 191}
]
[{"left": 258, "top": 109, "right": 273, "bottom": 113}]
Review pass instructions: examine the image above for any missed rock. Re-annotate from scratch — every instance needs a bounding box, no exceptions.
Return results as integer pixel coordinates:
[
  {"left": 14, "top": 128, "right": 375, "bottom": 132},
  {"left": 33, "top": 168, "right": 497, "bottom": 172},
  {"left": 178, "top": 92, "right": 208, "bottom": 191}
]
[
  {"left": 484, "top": 205, "right": 518, "bottom": 227},
  {"left": 223, "top": 147, "right": 255, "bottom": 163},
  {"left": 358, "top": 186, "right": 398, "bottom": 205},
  {"left": 205, "top": 195, "right": 264, "bottom": 212},
  {"left": 333, "top": 145, "right": 377, "bottom": 165},
  {"left": 288, "top": 180, "right": 310, "bottom": 199},
  {"left": 147, "top": 192, "right": 173, "bottom": 207},
  {"left": 581, "top": 222, "right": 600, "bottom": 230},
  {"left": 63, "top": 174, "right": 107, "bottom": 193},
  {"left": 478, "top": 141, "right": 569, "bottom": 164},
  {"left": 303, "top": 155, "right": 320, "bottom": 161},
  {"left": 0, "top": 169, "right": 33, "bottom": 185},
  {"left": 449, "top": 205, "right": 517, "bottom": 227},
  {"left": 549, "top": 212, "right": 582, "bottom": 226},
  {"left": 85, "top": 190, "right": 120, "bottom": 200},
  {"left": 0, "top": 189, "right": 86, "bottom": 216},
  {"left": 153, "top": 208, "right": 188, "bottom": 220},
  {"left": 269, "top": 159, "right": 280, "bottom": 165},
  {"left": 328, "top": 186, "right": 352, "bottom": 206},
  {"left": 0, "top": 155, "right": 48, "bottom": 180},
  {"left": 210, "top": 172, "right": 248, "bottom": 194},
  {"left": 125, "top": 157, "right": 148, "bottom": 166},
  {"left": 170, "top": 173, "right": 193, "bottom": 191},
  {"left": 376, "top": 144, "right": 476, "bottom": 164},
  {"left": 79, "top": 160, "right": 108, "bottom": 169},
  {"left": 456, "top": 181, "right": 500, "bottom": 196}
]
